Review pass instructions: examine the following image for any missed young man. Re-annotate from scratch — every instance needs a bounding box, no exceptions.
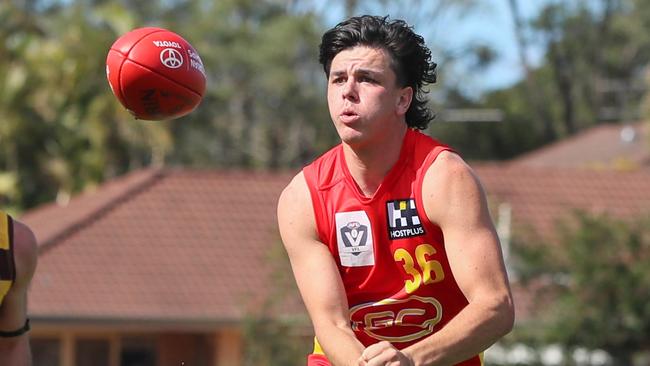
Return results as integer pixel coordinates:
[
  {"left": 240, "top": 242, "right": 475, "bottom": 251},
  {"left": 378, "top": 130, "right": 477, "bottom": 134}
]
[
  {"left": 278, "top": 15, "right": 514, "bottom": 366},
  {"left": 0, "top": 211, "right": 38, "bottom": 365}
]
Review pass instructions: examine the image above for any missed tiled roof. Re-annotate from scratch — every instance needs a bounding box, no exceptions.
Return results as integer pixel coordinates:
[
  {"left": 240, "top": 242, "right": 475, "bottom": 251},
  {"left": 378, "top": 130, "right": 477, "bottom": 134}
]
[
  {"left": 509, "top": 122, "right": 649, "bottom": 169},
  {"left": 22, "top": 164, "right": 650, "bottom": 325},
  {"left": 22, "top": 169, "right": 304, "bottom": 324},
  {"left": 22, "top": 169, "right": 160, "bottom": 249},
  {"left": 475, "top": 164, "right": 650, "bottom": 237}
]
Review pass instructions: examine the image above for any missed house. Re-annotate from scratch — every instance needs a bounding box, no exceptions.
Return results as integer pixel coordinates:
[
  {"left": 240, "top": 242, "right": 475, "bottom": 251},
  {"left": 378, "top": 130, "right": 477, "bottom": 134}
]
[
  {"left": 476, "top": 164, "right": 650, "bottom": 238},
  {"left": 509, "top": 122, "right": 649, "bottom": 170},
  {"left": 22, "top": 169, "right": 306, "bottom": 366}
]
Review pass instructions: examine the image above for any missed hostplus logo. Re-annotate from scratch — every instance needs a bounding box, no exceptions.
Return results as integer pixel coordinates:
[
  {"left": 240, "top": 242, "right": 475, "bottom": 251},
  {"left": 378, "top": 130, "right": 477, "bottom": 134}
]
[{"left": 386, "top": 199, "right": 425, "bottom": 240}]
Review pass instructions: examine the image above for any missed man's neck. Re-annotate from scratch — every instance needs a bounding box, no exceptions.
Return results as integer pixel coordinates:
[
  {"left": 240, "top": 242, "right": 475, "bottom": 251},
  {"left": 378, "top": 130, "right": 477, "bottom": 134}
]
[{"left": 342, "top": 126, "right": 408, "bottom": 197}]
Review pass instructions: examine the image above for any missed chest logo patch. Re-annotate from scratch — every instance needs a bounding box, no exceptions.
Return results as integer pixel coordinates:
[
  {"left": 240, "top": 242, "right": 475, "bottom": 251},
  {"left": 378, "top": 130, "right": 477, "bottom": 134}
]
[
  {"left": 335, "top": 211, "right": 374, "bottom": 267},
  {"left": 386, "top": 199, "right": 426, "bottom": 240}
]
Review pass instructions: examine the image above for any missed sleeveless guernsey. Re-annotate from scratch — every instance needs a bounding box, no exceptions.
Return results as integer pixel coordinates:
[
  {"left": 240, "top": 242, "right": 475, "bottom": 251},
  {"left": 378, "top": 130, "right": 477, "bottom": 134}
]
[
  {"left": 0, "top": 212, "right": 15, "bottom": 306},
  {"left": 303, "top": 129, "right": 482, "bottom": 365}
]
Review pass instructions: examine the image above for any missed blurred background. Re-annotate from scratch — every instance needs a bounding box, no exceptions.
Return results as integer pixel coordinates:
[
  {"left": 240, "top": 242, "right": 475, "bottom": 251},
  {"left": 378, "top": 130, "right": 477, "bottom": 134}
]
[{"left": 2, "top": 0, "right": 649, "bottom": 365}]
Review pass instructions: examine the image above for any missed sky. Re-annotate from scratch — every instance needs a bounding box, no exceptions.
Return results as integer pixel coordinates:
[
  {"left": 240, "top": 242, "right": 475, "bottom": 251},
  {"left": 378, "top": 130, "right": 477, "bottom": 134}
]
[{"left": 431, "top": 0, "right": 548, "bottom": 94}]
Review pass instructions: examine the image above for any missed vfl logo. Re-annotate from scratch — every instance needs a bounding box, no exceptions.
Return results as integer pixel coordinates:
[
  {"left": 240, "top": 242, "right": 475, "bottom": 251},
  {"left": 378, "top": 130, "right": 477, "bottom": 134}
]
[
  {"left": 340, "top": 222, "right": 368, "bottom": 256},
  {"left": 350, "top": 296, "right": 443, "bottom": 343},
  {"left": 160, "top": 48, "right": 183, "bottom": 69},
  {"left": 335, "top": 211, "right": 374, "bottom": 267},
  {"left": 386, "top": 199, "right": 425, "bottom": 240}
]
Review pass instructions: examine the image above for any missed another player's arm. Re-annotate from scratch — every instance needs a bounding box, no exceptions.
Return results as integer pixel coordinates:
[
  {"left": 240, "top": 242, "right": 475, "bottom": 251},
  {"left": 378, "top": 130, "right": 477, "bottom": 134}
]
[
  {"left": 278, "top": 172, "right": 365, "bottom": 366},
  {"left": 398, "top": 151, "right": 514, "bottom": 365},
  {"left": 0, "top": 220, "right": 38, "bottom": 366}
]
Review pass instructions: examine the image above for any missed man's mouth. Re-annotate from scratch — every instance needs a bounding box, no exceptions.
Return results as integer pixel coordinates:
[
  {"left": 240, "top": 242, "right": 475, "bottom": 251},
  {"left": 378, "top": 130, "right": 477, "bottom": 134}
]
[{"left": 340, "top": 110, "right": 359, "bottom": 123}]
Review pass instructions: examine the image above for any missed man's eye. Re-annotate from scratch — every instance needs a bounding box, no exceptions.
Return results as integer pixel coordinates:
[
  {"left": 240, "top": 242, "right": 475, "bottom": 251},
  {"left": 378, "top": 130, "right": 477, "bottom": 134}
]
[
  {"left": 359, "top": 76, "right": 375, "bottom": 83},
  {"left": 332, "top": 77, "right": 346, "bottom": 84}
]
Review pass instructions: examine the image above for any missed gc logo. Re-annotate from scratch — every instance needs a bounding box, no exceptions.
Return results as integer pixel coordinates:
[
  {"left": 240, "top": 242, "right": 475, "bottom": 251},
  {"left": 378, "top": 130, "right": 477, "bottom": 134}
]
[
  {"left": 160, "top": 48, "right": 183, "bottom": 69},
  {"left": 349, "top": 295, "right": 443, "bottom": 343}
]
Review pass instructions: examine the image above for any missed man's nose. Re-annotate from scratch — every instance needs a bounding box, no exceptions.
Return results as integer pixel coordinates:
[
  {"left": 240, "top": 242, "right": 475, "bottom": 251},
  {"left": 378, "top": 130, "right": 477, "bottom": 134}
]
[{"left": 342, "top": 78, "right": 359, "bottom": 101}]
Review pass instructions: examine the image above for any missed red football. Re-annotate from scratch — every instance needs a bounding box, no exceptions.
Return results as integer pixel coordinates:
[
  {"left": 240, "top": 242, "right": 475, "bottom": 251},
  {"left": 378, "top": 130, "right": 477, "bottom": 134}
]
[{"left": 106, "top": 27, "right": 207, "bottom": 120}]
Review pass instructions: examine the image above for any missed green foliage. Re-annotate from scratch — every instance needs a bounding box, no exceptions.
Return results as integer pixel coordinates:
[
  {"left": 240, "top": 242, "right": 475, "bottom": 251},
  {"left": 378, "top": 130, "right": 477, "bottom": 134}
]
[
  {"left": 163, "top": 0, "right": 333, "bottom": 169},
  {"left": 427, "top": 79, "right": 552, "bottom": 160},
  {"left": 0, "top": 2, "right": 171, "bottom": 210},
  {"left": 512, "top": 211, "right": 650, "bottom": 363},
  {"left": 439, "top": 0, "right": 650, "bottom": 161},
  {"left": 0, "top": 0, "right": 333, "bottom": 211},
  {"left": 242, "top": 239, "right": 312, "bottom": 366},
  {"left": 242, "top": 316, "right": 311, "bottom": 366}
]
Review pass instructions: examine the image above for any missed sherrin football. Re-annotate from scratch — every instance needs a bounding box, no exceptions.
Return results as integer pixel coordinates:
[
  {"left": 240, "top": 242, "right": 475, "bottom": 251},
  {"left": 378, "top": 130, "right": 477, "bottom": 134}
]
[{"left": 106, "top": 27, "right": 206, "bottom": 120}]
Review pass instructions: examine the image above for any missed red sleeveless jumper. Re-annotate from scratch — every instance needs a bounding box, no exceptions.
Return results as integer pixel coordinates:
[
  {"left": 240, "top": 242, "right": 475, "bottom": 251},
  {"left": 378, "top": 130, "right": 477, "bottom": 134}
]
[{"left": 302, "top": 129, "right": 482, "bottom": 365}]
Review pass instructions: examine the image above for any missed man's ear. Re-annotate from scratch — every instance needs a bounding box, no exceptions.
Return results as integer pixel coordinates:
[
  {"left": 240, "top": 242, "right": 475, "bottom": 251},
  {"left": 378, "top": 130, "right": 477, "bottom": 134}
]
[{"left": 397, "top": 86, "right": 413, "bottom": 115}]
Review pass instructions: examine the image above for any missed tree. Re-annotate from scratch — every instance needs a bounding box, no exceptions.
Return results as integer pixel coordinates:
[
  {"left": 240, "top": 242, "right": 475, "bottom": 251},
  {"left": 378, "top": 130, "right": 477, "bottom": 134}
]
[
  {"left": 242, "top": 238, "right": 311, "bottom": 366},
  {"left": 512, "top": 211, "right": 650, "bottom": 364},
  {"left": 0, "top": 2, "right": 173, "bottom": 211},
  {"left": 0, "top": 0, "right": 333, "bottom": 211},
  {"left": 164, "top": 0, "right": 332, "bottom": 169},
  {"left": 435, "top": 0, "right": 650, "bottom": 162},
  {"left": 506, "top": 0, "right": 557, "bottom": 142}
]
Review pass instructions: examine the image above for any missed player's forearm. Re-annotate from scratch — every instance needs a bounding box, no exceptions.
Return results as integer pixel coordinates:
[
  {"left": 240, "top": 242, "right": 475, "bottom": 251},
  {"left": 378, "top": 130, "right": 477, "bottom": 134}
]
[
  {"left": 0, "top": 336, "right": 32, "bottom": 366},
  {"left": 404, "top": 295, "right": 514, "bottom": 366},
  {"left": 314, "top": 321, "right": 366, "bottom": 366}
]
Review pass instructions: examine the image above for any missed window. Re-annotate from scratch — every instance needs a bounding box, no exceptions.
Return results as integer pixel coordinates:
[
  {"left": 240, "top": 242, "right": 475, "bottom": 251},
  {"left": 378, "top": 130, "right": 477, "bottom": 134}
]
[
  {"left": 121, "top": 336, "right": 157, "bottom": 366},
  {"left": 76, "top": 338, "right": 109, "bottom": 366},
  {"left": 31, "top": 338, "right": 60, "bottom": 366}
]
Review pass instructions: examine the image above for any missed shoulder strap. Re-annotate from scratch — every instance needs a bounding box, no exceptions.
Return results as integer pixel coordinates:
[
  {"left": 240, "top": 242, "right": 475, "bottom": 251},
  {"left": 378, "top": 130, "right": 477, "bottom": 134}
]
[
  {"left": 0, "top": 212, "right": 11, "bottom": 250},
  {"left": 0, "top": 213, "right": 29, "bottom": 337},
  {"left": 0, "top": 212, "right": 15, "bottom": 306},
  {"left": 0, "top": 212, "right": 15, "bottom": 281},
  {"left": 413, "top": 145, "right": 455, "bottom": 232}
]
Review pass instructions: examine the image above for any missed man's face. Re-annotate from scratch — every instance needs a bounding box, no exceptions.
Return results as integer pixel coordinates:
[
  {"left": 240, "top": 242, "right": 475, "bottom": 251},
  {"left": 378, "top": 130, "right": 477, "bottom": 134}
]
[{"left": 327, "top": 46, "right": 412, "bottom": 147}]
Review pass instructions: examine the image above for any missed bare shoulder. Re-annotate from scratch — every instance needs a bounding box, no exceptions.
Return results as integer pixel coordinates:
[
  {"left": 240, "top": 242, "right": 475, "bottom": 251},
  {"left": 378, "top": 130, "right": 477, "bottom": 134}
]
[
  {"left": 277, "top": 171, "right": 313, "bottom": 221},
  {"left": 424, "top": 150, "right": 483, "bottom": 196},
  {"left": 422, "top": 150, "right": 488, "bottom": 225},
  {"left": 278, "top": 171, "right": 311, "bottom": 209},
  {"left": 277, "top": 171, "right": 318, "bottom": 248},
  {"left": 11, "top": 220, "right": 38, "bottom": 286}
]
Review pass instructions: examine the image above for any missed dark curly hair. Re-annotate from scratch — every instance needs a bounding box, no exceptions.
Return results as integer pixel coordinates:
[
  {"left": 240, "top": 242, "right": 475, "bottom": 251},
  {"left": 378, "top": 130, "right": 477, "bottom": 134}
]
[{"left": 319, "top": 15, "right": 437, "bottom": 130}]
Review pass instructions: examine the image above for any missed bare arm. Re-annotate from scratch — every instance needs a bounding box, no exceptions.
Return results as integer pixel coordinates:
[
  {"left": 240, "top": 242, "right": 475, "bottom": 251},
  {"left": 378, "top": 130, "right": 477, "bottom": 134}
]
[
  {"left": 361, "top": 152, "right": 514, "bottom": 365},
  {"left": 405, "top": 151, "right": 514, "bottom": 365},
  {"left": 0, "top": 220, "right": 38, "bottom": 366},
  {"left": 278, "top": 172, "right": 365, "bottom": 366}
]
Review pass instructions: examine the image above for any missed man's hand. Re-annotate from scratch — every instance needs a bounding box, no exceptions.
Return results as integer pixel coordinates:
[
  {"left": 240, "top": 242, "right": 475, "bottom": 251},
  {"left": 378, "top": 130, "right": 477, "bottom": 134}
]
[{"left": 358, "top": 341, "right": 414, "bottom": 366}]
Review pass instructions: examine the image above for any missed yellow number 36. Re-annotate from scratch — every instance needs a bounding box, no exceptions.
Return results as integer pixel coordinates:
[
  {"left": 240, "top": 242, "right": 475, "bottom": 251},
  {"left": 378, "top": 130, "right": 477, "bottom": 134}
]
[{"left": 393, "top": 244, "right": 445, "bottom": 294}]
